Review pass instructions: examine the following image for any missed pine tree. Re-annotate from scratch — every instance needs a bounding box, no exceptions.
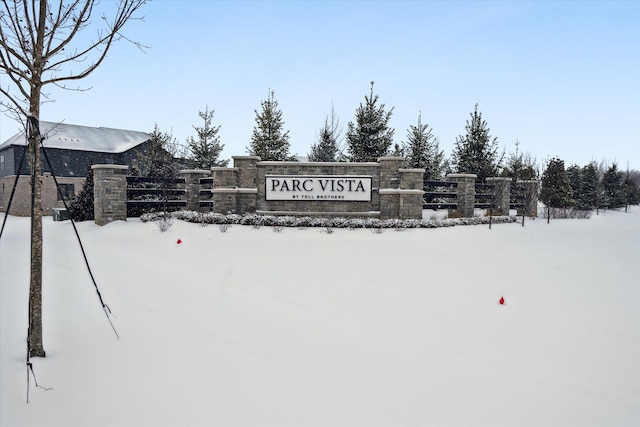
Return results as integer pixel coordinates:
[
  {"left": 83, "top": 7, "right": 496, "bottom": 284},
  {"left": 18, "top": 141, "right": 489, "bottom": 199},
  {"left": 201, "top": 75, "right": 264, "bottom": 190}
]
[
  {"left": 68, "top": 162, "right": 95, "bottom": 221},
  {"left": 501, "top": 140, "right": 537, "bottom": 182},
  {"left": 451, "top": 103, "right": 502, "bottom": 181},
  {"left": 624, "top": 170, "right": 640, "bottom": 206},
  {"left": 402, "top": 112, "right": 446, "bottom": 179},
  {"left": 346, "top": 81, "right": 395, "bottom": 162},
  {"left": 579, "top": 162, "right": 600, "bottom": 210},
  {"left": 540, "top": 157, "right": 573, "bottom": 208},
  {"left": 247, "top": 90, "right": 293, "bottom": 161},
  {"left": 187, "top": 106, "right": 228, "bottom": 168},
  {"left": 308, "top": 104, "right": 345, "bottom": 162},
  {"left": 139, "top": 124, "right": 179, "bottom": 178},
  {"left": 602, "top": 163, "right": 625, "bottom": 208},
  {"left": 566, "top": 164, "right": 582, "bottom": 207}
]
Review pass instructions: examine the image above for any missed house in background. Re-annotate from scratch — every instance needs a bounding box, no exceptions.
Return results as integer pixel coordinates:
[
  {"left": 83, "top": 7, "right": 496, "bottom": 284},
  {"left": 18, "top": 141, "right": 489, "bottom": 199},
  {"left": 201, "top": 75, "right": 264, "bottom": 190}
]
[{"left": 0, "top": 121, "right": 151, "bottom": 216}]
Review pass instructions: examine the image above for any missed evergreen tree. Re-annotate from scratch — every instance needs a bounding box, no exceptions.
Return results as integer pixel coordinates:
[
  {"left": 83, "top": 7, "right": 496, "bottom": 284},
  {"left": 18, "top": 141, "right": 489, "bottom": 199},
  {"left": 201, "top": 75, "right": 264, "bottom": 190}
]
[
  {"left": 346, "top": 81, "right": 395, "bottom": 162},
  {"left": 308, "top": 104, "right": 345, "bottom": 162},
  {"left": 247, "top": 90, "right": 293, "bottom": 161},
  {"left": 391, "top": 143, "right": 404, "bottom": 157},
  {"left": 501, "top": 140, "right": 537, "bottom": 182},
  {"left": 602, "top": 163, "right": 626, "bottom": 208},
  {"left": 566, "top": 164, "right": 582, "bottom": 207},
  {"left": 68, "top": 162, "right": 95, "bottom": 221},
  {"left": 451, "top": 103, "right": 502, "bottom": 181},
  {"left": 139, "top": 124, "right": 179, "bottom": 178},
  {"left": 580, "top": 162, "right": 601, "bottom": 210},
  {"left": 624, "top": 170, "right": 640, "bottom": 206},
  {"left": 402, "top": 112, "right": 446, "bottom": 179},
  {"left": 187, "top": 106, "right": 229, "bottom": 168},
  {"left": 540, "top": 157, "right": 573, "bottom": 208}
]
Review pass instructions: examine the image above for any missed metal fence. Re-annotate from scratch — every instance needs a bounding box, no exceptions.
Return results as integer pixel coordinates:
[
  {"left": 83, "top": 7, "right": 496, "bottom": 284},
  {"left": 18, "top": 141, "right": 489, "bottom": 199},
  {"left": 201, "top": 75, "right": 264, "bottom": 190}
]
[
  {"left": 423, "top": 180, "right": 458, "bottom": 210},
  {"left": 126, "top": 176, "right": 187, "bottom": 217}
]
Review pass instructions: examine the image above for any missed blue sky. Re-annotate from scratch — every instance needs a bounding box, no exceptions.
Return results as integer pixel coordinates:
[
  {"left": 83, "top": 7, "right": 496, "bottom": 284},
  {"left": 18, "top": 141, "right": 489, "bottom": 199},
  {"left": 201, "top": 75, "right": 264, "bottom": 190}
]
[{"left": 1, "top": 0, "right": 639, "bottom": 170}]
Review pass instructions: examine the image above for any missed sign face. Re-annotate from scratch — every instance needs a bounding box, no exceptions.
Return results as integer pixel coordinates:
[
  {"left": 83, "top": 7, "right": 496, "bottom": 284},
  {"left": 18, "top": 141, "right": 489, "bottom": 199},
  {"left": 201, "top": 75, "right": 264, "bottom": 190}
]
[{"left": 265, "top": 175, "right": 372, "bottom": 201}]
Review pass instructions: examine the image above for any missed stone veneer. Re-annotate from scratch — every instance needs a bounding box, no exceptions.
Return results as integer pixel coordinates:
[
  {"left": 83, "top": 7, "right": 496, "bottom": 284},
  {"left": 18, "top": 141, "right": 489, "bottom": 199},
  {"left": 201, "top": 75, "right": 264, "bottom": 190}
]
[
  {"left": 92, "top": 164, "right": 128, "bottom": 226},
  {"left": 486, "top": 177, "right": 512, "bottom": 215},
  {"left": 204, "top": 156, "right": 425, "bottom": 220},
  {"left": 180, "top": 169, "right": 211, "bottom": 212},
  {"left": 88, "top": 159, "right": 539, "bottom": 225},
  {"left": 0, "top": 174, "right": 85, "bottom": 216},
  {"left": 518, "top": 179, "right": 539, "bottom": 217},
  {"left": 447, "top": 174, "right": 477, "bottom": 217}
]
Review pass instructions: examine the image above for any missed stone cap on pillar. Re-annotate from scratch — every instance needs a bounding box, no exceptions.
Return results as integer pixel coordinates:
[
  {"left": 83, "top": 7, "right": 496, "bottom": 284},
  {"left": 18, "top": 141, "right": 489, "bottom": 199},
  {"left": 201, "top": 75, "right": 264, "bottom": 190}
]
[
  {"left": 92, "top": 164, "right": 128, "bottom": 171},
  {"left": 211, "top": 167, "right": 239, "bottom": 171},
  {"left": 232, "top": 155, "right": 261, "bottom": 161},
  {"left": 447, "top": 173, "right": 477, "bottom": 179},
  {"left": 179, "top": 169, "right": 211, "bottom": 174},
  {"left": 377, "top": 156, "right": 405, "bottom": 161}
]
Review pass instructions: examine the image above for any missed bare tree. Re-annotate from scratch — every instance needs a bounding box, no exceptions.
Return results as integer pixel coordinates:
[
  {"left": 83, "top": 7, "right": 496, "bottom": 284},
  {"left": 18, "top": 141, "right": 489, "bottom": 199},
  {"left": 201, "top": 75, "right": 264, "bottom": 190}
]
[{"left": 0, "top": 0, "right": 146, "bottom": 357}]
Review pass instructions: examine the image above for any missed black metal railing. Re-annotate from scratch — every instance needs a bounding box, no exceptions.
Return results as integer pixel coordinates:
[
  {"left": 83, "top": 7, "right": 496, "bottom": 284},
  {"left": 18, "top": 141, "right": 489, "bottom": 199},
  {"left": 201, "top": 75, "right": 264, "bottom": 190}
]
[
  {"left": 423, "top": 180, "right": 458, "bottom": 210},
  {"left": 126, "top": 176, "right": 187, "bottom": 217}
]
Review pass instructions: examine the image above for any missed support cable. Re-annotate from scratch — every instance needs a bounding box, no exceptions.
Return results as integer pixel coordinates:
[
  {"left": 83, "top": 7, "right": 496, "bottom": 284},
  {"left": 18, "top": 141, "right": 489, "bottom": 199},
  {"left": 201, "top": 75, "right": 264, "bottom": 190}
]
[
  {"left": 24, "top": 118, "right": 52, "bottom": 402},
  {"left": 39, "top": 140, "right": 119, "bottom": 339}
]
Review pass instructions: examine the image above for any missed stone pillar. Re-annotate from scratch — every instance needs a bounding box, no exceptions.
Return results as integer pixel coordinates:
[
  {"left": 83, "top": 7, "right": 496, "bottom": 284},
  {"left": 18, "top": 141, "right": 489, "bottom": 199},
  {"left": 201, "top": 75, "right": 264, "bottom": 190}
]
[
  {"left": 233, "top": 156, "right": 260, "bottom": 188},
  {"left": 378, "top": 157, "right": 403, "bottom": 219},
  {"left": 447, "top": 173, "right": 477, "bottom": 218},
  {"left": 180, "top": 169, "right": 211, "bottom": 212},
  {"left": 486, "top": 177, "right": 511, "bottom": 215},
  {"left": 210, "top": 167, "right": 238, "bottom": 214},
  {"left": 93, "top": 164, "right": 128, "bottom": 226},
  {"left": 378, "top": 157, "right": 404, "bottom": 189},
  {"left": 518, "top": 179, "right": 538, "bottom": 217},
  {"left": 379, "top": 190, "right": 399, "bottom": 220},
  {"left": 211, "top": 167, "right": 238, "bottom": 188},
  {"left": 231, "top": 156, "right": 260, "bottom": 214},
  {"left": 398, "top": 168, "right": 425, "bottom": 219}
]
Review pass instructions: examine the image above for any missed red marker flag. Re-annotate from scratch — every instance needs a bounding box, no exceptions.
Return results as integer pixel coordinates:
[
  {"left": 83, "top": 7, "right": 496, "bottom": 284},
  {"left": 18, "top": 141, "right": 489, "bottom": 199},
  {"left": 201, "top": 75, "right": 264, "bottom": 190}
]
[
  {"left": 499, "top": 297, "right": 505, "bottom": 305},
  {"left": 177, "top": 238, "right": 182, "bottom": 245}
]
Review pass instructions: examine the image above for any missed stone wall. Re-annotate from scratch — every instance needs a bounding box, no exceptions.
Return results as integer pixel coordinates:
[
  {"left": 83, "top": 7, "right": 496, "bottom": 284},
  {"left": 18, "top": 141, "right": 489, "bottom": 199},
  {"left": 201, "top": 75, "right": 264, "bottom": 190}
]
[
  {"left": 180, "top": 169, "right": 211, "bottom": 212},
  {"left": 202, "top": 156, "right": 424, "bottom": 220},
  {"left": 518, "top": 179, "right": 539, "bottom": 217},
  {"left": 92, "top": 165, "right": 128, "bottom": 226},
  {"left": 86, "top": 160, "right": 540, "bottom": 226},
  {"left": 447, "top": 174, "right": 477, "bottom": 217},
  {"left": 255, "top": 160, "right": 380, "bottom": 216},
  {"left": 0, "top": 174, "right": 84, "bottom": 216},
  {"left": 486, "top": 177, "right": 511, "bottom": 215}
]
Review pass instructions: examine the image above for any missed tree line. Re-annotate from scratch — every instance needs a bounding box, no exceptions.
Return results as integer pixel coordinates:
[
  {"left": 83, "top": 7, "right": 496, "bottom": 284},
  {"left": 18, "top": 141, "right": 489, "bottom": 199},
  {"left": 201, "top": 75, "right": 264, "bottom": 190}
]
[
  {"left": 540, "top": 158, "right": 639, "bottom": 210},
  {"left": 146, "top": 82, "right": 518, "bottom": 182},
  {"left": 143, "top": 81, "right": 638, "bottom": 211}
]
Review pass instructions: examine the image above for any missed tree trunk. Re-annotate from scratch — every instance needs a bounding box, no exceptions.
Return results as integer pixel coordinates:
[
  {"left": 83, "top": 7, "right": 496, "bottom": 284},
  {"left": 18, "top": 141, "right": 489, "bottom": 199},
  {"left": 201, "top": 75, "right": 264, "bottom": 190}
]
[
  {"left": 28, "top": 116, "right": 45, "bottom": 358},
  {"left": 28, "top": 0, "right": 47, "bottom": 357}
]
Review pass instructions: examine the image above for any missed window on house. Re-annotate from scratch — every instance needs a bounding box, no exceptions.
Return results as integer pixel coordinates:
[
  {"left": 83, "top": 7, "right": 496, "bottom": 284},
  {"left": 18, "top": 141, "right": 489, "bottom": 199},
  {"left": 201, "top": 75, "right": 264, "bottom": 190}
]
[
  {"left": 0, "top": 154, "right": 4, "bottom": 171},
  {"left": 57, "top": 183, "right": 75, "bottom": 201}
]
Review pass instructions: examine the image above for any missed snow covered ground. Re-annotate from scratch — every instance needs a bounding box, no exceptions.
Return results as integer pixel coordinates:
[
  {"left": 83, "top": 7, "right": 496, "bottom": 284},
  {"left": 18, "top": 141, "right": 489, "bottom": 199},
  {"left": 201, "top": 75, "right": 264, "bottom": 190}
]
[{"left": 1, "top": 209, "right": 639, "bottom": 427}]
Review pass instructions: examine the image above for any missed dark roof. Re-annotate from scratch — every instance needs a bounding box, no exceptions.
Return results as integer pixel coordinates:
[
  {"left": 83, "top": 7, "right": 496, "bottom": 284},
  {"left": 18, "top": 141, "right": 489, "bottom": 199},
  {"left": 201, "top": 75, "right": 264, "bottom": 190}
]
[{"left": 0, "top": 121, "right": 151, "bottom": 153}]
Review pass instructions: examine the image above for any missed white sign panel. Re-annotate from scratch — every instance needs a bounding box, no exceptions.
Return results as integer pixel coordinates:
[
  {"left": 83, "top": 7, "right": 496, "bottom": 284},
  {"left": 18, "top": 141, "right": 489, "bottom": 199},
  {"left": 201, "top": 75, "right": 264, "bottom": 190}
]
[{"left": 265, "top": 175, "right": 372, "bottom": 201}]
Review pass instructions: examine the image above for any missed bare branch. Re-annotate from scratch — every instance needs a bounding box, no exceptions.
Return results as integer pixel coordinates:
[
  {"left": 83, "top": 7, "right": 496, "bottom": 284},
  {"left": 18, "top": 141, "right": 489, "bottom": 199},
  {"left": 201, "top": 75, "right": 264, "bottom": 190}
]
[
  {"left": 0, "top": 0, "right": 147, "bottom": 364},
  {"left": 0, "top": 86, "right": 27, "bottom": 117},
  {"left": 0, "top": 0, "right": 146, "bottom": 117}
]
